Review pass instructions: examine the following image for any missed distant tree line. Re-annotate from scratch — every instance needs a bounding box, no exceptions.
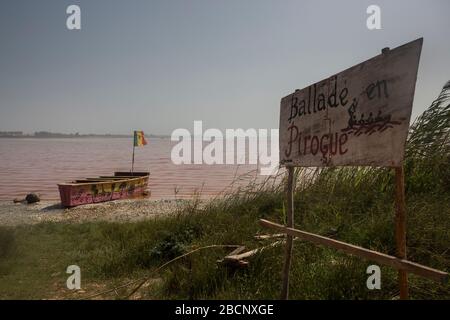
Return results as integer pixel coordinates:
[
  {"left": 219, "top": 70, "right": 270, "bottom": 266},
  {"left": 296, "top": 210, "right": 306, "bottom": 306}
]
[{"left": 0, "top": 131, "right": 169, "bottom": 138}]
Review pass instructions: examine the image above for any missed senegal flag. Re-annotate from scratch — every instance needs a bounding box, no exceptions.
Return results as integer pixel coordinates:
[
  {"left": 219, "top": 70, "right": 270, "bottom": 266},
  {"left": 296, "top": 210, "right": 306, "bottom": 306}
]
[{"left": 133, "top": 130, "right": 148, "bottom": 147}]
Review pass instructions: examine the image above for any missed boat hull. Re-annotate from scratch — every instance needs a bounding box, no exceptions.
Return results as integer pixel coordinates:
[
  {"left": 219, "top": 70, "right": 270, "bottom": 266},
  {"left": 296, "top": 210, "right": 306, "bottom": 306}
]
[{"left": 58, "top": 172, "right": 149, "bottom": 207}]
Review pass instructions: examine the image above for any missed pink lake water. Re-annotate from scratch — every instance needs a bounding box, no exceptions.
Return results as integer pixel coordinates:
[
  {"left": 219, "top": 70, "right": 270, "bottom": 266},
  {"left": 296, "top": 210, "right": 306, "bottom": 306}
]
[{"left": 0, "top": 138, "right": 265, "bottom": 200}]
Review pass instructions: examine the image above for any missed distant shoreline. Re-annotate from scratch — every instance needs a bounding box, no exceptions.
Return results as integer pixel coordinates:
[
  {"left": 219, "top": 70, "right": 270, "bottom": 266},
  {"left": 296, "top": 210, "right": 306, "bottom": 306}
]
[{"left": 0, "top": 134, "right": 170, "bottom": 139}]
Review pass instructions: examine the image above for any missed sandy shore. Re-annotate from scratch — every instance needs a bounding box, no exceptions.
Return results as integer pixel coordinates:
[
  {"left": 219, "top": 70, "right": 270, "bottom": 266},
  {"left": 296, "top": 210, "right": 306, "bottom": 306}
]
[{"left": 0, "top": 199, "right": 191, "bottom": 226}]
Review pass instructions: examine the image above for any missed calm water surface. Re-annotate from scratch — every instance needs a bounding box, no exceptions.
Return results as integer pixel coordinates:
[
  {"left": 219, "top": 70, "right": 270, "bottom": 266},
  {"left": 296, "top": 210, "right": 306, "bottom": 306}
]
[{"left": 0, "top": 138, "right": 264, "bottom": 200}]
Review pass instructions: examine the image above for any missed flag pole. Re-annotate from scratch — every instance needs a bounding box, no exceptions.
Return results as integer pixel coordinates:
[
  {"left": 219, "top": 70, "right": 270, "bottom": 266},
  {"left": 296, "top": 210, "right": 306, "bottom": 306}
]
[{"left": 131, "top": 132, "right": 135, "bottom": 174}]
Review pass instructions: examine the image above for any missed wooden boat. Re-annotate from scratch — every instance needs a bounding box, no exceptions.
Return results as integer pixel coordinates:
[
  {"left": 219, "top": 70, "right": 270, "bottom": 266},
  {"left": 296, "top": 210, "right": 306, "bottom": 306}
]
[{"left": 58, "top": 172, "right": 149, "bottom": 207}]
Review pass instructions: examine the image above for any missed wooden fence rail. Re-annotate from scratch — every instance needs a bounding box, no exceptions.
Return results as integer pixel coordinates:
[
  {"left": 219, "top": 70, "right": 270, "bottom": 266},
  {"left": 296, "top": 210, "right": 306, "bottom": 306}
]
[{"left": 260, "top": 219, "right": 448, "bottom": 284}]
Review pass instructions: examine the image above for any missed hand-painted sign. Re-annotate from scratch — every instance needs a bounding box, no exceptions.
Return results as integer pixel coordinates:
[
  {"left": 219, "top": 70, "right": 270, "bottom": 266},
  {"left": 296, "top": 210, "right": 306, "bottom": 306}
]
[{"left": 279, "top": 38, "right": 423, "bottom": 167}]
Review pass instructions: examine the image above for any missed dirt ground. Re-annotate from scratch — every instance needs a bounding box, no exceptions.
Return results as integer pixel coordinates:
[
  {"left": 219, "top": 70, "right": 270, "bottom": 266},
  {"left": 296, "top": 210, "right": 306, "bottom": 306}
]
[{"left": 0, "top": 198, "right": 190, "bottom": 226}]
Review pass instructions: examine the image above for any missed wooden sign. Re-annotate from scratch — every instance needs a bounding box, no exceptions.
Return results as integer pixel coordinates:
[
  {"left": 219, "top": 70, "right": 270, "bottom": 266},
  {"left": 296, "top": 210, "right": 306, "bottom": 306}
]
[{"left": 279, "top": 38, "right": 423, "bottom": 167}]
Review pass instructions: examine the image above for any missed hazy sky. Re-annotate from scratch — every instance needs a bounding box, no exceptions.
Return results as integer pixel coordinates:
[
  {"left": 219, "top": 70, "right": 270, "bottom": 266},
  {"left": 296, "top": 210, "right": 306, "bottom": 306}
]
[{"left": 0, "top": 0, "right": 449, "bottom": 135}]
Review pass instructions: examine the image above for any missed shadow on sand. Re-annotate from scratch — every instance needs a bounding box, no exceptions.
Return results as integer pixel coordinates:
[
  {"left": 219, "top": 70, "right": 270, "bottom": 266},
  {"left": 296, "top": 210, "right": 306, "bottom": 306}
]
[{"left": 40, "top": 203, "right": 64, "bottom": 211}]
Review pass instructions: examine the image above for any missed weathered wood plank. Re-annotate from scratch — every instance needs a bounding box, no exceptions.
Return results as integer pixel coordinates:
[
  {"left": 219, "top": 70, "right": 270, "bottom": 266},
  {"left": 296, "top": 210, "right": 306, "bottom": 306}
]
[
  {"left": 281, "top": 167, "right": 295, "bottom": 300},
  {"left": 225, "top": 241, "right": 283, "bottom": 261},
  {"left": 254, "top": 234, "right": 286, "bottom": 240}
]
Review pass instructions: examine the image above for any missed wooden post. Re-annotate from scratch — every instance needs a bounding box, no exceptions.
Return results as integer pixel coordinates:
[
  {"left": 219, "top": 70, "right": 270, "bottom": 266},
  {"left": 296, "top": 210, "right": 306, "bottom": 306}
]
[
  {"left": 281, "top": 166, "right": 295, "bottom": 300},
  {"left": 394, "top": 166, "right": 408, "bottom": 299}
]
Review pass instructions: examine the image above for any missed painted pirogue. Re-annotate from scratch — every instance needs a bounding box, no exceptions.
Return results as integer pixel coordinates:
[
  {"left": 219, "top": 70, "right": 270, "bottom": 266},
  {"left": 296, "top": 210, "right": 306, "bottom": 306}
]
[{"left": 58, "top": 172, "right": 149, "bottom": 207}]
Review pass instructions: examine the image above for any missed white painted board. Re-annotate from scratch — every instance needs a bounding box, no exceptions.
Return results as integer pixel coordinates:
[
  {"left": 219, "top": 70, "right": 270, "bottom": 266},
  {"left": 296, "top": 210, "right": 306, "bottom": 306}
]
[{"left": 279, "top": 38, "right": 423, "bottom": 167}]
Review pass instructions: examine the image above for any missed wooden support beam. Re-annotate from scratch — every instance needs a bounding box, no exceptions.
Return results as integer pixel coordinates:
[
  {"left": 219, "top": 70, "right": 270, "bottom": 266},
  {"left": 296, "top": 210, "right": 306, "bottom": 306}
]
[
  {"left": 260, "top": 219, "right": 449, "bottom": 284},
  {"left": 394, "top": 166, "right": 409, "bottom": 299},
  {"left": 218, "top": 242, "right": 284, "bottom": 269},
  {"left": 281, "top": 167, "right": 295, "bottom": 300}
]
